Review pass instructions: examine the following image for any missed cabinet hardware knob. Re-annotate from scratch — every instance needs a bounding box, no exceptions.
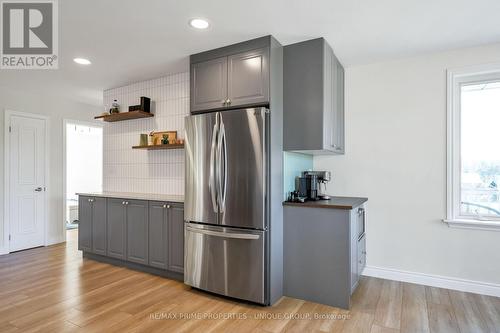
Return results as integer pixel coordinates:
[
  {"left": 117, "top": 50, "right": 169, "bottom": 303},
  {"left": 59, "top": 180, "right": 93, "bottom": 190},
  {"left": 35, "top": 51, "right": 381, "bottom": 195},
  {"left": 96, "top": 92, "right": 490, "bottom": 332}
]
[
  {"left": 163, "top": 204, "right": 167, "bottom": 209},
  {"left": 222, "top": 100, "right": 226, "bottom": 106},
  {"left": 122, "top": 201, "right": 126, "bottom": 205},
  {"left": 125, "top": 201, "right": 129, "bottom": 205},
  {"left": 167, "top": 205, "right": 171, "bottom": 209},
  {"left": 227, "top": 99, "right": 231, "bottom": 105},
  {"left": 88, "top": 199, "right": 92, "bottom": 202}
]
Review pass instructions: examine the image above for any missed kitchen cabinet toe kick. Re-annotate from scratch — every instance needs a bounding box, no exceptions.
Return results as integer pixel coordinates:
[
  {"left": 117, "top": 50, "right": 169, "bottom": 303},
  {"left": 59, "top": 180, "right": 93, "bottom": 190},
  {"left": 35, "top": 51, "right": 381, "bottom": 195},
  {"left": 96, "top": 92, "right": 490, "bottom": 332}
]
[{"left": 82, "top": 252, "right": 184, "bottom": 282}]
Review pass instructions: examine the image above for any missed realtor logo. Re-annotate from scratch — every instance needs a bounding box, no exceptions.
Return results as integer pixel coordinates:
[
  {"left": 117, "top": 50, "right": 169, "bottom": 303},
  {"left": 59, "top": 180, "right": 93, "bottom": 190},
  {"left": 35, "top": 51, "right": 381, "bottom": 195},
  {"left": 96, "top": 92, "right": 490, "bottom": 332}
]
[{"left": 1, "top": 0, "right": 58, "bottom": 69}]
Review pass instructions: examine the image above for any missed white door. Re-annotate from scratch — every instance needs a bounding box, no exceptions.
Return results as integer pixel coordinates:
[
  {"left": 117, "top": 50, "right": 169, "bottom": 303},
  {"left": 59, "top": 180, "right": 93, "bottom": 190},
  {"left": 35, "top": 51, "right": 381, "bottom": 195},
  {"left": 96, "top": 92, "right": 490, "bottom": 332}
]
[{"left": 9, "top": 115, "right": 46, "bottom": 251}]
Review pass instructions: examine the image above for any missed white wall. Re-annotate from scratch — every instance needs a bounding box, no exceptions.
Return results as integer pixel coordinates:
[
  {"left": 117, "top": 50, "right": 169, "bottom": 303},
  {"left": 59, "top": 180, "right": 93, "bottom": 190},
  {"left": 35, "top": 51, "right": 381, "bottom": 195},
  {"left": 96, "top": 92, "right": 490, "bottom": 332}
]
[
  {"left": 315, "top": 43, "right": 500, "bottom": 285},
  {"left": 0, "top": 86, "right": 101, "bottom": 253},
  {"left": 103, "top": 73, "right": 188, "bottom": 195}
]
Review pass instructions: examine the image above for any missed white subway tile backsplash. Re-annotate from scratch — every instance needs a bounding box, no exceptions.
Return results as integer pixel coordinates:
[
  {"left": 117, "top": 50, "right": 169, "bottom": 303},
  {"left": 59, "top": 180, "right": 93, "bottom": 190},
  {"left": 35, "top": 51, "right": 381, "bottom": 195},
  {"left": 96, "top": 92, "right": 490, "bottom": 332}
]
[{"left": 103, "top": 72, "right": 189, "bottom": 196}]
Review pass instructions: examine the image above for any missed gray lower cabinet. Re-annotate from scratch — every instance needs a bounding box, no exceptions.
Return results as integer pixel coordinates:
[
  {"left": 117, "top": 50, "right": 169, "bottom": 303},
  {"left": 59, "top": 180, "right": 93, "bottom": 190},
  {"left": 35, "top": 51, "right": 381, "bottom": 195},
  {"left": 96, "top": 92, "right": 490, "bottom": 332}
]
[
  {"left": 351, "top": 206, "right": 367, "bottom": 292},
  {"left": 148, "top": 201, "right": 168, "bottom": 269},
  {"left": 167, "top": 203, "right": 184, "bottom": 273},
  {"left": 78, "top": 196, "right": 92, "bottom": 252},
  {"left": 148, "top": 202, "right": 185, "bottom": 272},
  {"left": 91, "top": 197, "right": 107, "bottom": 255},
  {"left": 126, "top": 200, "right": 149, "bottom": 265},
  {"left": 107, "top": 198, "right": 127, "bottom": 260},
  {"left": 78, "top": 196, "right": 106, "bottom": 254},
  {"left": 284, "top": 204, "right": 366, "bottom": 309},
  {"left": 79, "top": 195, "right": 184, "bottom": 277}
]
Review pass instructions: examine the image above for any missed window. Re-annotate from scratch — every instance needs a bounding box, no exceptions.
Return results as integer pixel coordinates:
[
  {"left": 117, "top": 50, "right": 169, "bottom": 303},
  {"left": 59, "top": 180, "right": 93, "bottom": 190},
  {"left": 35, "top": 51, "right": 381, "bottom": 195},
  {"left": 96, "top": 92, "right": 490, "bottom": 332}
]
[{"left": 446, "top": 64, "right": 500, "bottom": 230}]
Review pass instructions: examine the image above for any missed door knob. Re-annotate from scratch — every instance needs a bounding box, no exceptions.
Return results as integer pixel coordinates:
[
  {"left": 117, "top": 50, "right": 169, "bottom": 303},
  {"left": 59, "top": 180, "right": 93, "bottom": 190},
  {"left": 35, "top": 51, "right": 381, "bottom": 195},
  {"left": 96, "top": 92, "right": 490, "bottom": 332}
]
[{"left": 34, "top": 187, "right": 43, "bottom": 192}]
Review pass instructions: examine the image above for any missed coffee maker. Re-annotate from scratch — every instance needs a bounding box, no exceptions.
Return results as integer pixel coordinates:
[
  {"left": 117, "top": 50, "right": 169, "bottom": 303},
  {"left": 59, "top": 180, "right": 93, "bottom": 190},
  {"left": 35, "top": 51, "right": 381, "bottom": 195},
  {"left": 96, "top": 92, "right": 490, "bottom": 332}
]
[{"left": 295, "top": 171, "right": 332, "bottom": 201}]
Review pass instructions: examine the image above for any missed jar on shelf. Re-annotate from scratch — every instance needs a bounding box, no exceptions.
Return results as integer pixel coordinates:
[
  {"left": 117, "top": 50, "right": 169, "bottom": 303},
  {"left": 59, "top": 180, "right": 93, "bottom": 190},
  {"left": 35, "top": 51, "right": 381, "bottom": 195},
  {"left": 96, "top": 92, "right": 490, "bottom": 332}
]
[{"left": 110, "top": 99, "right": 120, "bottom": 114}]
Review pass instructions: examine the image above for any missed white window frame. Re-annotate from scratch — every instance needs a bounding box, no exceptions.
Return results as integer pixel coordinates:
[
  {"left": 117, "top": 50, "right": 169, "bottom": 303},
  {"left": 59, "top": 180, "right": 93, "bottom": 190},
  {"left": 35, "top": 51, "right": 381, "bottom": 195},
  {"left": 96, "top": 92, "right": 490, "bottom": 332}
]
[{"left": 445, "top": 63, "right": 500, "bottom": 231}]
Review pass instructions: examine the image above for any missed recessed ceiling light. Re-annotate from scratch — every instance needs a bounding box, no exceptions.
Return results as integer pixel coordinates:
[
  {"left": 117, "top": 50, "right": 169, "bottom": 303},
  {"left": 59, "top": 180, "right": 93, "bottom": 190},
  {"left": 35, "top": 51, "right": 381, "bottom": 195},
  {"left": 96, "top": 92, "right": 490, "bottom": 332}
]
[
  {"left": 73, "top": 58, "right": 91, "bottom": 65},
  {"left": 189, "top": 18, "right": 209, "bottom": 30}
]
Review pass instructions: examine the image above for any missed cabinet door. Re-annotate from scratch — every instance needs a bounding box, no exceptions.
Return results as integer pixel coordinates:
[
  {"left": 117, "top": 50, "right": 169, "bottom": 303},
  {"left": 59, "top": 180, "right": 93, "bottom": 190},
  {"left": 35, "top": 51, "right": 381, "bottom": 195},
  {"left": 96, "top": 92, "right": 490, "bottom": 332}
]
[
  {"left": 191, "top": 57, "right": 228, "bottom": 112},
  {"left": 168, "top": 204, "right": 184, "bottom": 273},
  {"left": 149, "top": 201, "right": 167, "bottom": 269},
  {"left": 91, "top": 197, "right": 107, "bottom": 255},
  {"left": 227, "top": 48, "right": 269, "bottom": 108},
  {"left": 78, "top": 196, "right": 92, "bottom": 252},
  {"left": 350, "top": 220, "right": 359, "bottom": 293},
  {"left": 126, "top": 200, "right": 149, "bottom": 265},
  {"left": 358, "top": 235, "right": 366, "bottom": 275},
  {"left": 331, "top": 58, "right": 345, "bottom": 153},
  {"left": 107, "top": 198, "right": 126, "bottom": 260}
]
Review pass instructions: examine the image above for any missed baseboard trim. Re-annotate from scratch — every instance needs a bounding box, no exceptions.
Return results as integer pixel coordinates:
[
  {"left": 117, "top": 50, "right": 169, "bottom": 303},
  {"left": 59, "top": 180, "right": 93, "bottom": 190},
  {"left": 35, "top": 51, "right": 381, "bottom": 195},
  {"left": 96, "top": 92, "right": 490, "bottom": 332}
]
[
  {"left": 0, "top": 246, "right": 8, "bottom": 256},
  {"left": 362, "top": 265, "right": 500, "bottom": 297}
]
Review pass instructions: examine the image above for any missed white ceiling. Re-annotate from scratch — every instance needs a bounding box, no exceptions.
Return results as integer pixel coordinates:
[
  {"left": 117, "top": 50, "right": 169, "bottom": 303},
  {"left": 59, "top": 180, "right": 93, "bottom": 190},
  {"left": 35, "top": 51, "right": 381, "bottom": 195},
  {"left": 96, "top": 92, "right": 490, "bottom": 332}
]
[{"left": 2, "top": 0, "right": 500, "bottom": 106}]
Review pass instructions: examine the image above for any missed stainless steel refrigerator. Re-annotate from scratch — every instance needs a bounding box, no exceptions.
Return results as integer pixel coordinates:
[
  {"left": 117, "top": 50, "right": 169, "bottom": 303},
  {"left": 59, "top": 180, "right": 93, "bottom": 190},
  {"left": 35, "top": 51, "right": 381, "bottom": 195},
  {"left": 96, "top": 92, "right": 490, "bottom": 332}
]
[{"left": 184, "top": 107, "right": 269, "bottom": 304}]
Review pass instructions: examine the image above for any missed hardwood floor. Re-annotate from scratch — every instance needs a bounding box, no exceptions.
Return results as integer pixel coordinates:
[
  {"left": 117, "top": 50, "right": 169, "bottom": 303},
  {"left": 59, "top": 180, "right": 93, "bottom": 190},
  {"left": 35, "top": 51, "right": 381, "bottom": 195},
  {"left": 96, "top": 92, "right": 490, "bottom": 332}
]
[{"left": 0, "top": 229, "right": 499, "bottom": 333}]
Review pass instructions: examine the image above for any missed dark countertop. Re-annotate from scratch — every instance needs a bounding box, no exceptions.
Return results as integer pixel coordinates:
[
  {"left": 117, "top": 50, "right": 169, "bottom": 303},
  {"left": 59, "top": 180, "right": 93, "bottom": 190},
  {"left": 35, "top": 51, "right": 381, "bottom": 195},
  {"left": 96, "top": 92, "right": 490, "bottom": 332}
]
[{"left": 283, "top": 196, "right": 367, "bottom": 210}]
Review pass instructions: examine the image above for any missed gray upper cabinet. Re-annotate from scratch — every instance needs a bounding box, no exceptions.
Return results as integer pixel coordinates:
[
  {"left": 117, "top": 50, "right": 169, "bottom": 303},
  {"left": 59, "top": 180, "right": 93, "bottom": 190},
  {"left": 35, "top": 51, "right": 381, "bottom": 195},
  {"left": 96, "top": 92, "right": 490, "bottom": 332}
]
[
  {"left": 126, "top": 200, "right": 149, "bottom": 265},
  {"left": 227, "top": 48, "right": 269, "bottom": 108},
  {"left": 284, "top": 38, "right": 345, "bottom": 154},
  {"left": 190, "top": 36, "right": 274, "bottom": 113},
  {"left": 78, "top": 196, "right": 92, "bottom": 252},
  {"left": 168, "top": 203, "right": 184, "bottom": 273},
  {"left": 91, "top": 197, "right": 107, "bottom": 256},
  {"left": 107, "top": 198, "right": 127, "bottom": 260},
  {"left": 191, "top": 57, "right": 228, "bottom": 112}
]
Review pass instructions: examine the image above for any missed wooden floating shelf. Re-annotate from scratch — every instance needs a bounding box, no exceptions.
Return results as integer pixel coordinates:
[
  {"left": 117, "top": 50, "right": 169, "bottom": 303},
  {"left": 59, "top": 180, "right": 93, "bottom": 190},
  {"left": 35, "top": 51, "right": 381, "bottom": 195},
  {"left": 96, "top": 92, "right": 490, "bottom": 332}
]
[
  {"left": 132, "top": 144, "right": 184, "bottom": 150},
  {"left": 95, "top": 111, "right": 154, "bottom": 122}
]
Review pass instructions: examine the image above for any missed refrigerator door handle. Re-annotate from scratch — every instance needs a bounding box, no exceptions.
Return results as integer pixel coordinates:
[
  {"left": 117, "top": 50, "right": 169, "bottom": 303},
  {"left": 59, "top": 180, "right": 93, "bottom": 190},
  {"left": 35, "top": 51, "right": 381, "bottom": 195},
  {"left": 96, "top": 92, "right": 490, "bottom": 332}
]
[
  {"left": 217, "top": 118, "right": 227, "bottom": 213},
  {"left": 209, "top": 114, "right": 219, "bottom": 213},
  {"left": 186, "top": 225, "right": 260, "bottom": 240}
]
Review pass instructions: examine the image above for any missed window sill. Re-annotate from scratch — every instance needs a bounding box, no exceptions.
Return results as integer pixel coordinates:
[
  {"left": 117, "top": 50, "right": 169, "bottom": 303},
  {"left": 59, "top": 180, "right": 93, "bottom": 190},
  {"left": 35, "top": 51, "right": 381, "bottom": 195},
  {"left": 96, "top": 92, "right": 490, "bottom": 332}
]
[{"left": 443, "top": 219, "right": 500, "bottom": 231}]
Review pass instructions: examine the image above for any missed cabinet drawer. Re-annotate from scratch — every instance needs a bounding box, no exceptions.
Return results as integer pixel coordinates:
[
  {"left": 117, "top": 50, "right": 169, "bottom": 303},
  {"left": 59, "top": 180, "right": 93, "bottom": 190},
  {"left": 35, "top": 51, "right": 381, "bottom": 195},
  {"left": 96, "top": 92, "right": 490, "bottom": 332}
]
[{"left": 357, "top": 235, "right": 366, "bottom": 274}]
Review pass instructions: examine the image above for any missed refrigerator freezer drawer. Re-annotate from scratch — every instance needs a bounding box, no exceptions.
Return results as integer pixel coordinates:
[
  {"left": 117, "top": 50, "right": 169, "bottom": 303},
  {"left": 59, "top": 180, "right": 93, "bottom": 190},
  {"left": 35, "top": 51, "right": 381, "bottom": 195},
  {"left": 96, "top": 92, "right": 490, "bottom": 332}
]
[{"left": 184, "top": 222, "right": 266, "bottom": 304}]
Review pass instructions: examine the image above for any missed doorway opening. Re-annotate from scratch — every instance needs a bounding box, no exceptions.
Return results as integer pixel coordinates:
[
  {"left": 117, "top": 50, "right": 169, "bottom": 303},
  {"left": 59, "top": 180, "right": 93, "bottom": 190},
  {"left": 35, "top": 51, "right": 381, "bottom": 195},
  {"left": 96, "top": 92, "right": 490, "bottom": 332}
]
[{"left": 64, "top": 121, "right": 103, "bottom": 231}]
